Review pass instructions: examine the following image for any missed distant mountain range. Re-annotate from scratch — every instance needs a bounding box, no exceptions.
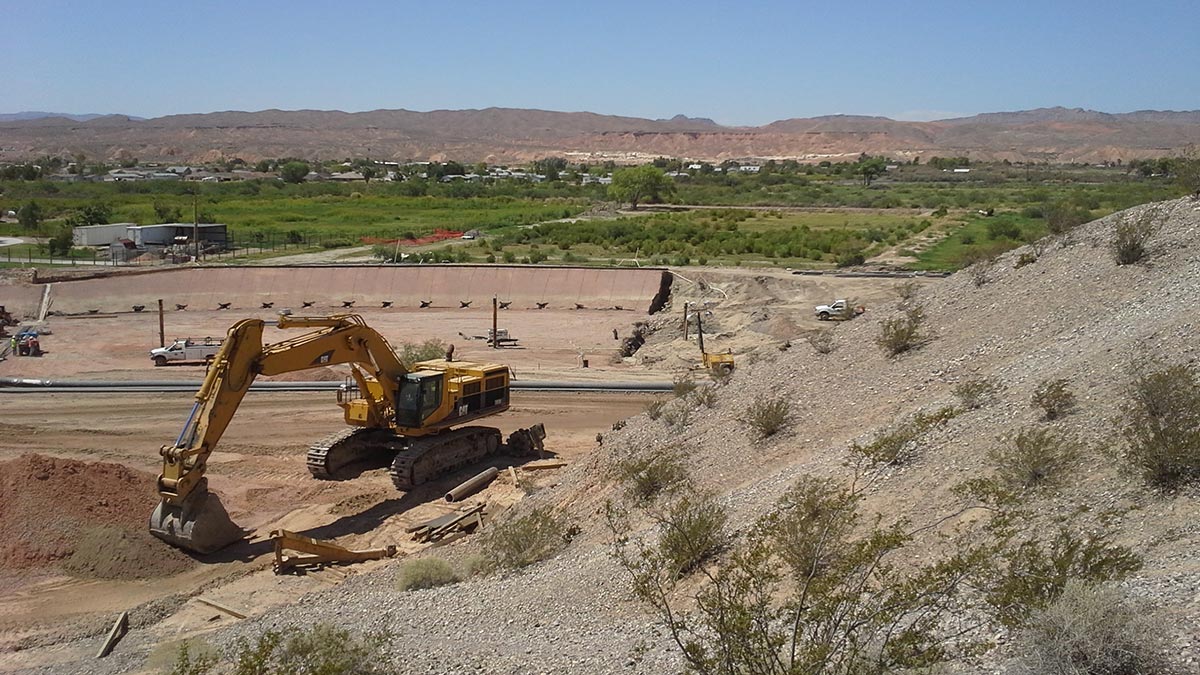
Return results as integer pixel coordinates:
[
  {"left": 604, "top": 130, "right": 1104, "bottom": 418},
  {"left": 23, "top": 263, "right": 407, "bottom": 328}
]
[
  {"left": 0, "top": 111, "right": 147, "bottom": 123},
  {"left": 0, "top": 106, "right": 1196, "bottom": 164}
]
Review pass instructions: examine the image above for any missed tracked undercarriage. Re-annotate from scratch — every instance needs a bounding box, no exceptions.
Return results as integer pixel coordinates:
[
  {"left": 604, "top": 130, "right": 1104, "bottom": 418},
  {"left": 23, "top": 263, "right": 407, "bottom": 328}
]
[{"left": 307, "top": 423, "right": 547, "bottom": 490}]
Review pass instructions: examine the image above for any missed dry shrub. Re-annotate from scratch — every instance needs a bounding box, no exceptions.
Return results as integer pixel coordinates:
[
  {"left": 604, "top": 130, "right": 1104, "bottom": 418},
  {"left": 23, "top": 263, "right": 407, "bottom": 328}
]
[
  {"left": 173, "top": 624, "right": 388, "bottom": 675},
  {"left": 987, "top": 528, "right": 1141, "bottom": 627},
  {"left": 875, "top": 306, "right": 926, "bottom": 356},
  {"left": 763, "top": 478, "right": 856, "bottom": 579},
  {"left": 1110, "top": 206, "right": 1162, "bottom": 265},
  {"left": 1032, "top": 378, "right": 1076, "bottom": 420},
  {"left": 396, "top": 557, "right": 460, "bottom": 591},
  {"left": 849, "top": 406, "right": 958, "bottom": 467},
  {"left": 655, "top": 492, "right": 728, "bottom": 579},
  {"left": 662, "top": 403, "right": 691, "bottom": 429},
  {"left": 1014, "top": 581, "right": 1167, "bottom": 675},
  {"left": 896, "top": 280, "right": 920, "bottom": 302},
  {"left": 477, "top": 506, "right": 571, "bottom": 573},
  {"left": 989, "top": 428, "right": 1082, "bottom": 490},
  {"left": 616, "top": 448, "right": 688, "bottom": 502},
  {"left": 954, "top": 377, "right": 1000, "bottom": 410},
  {"left": 673, "top": 374, "right": 697, "bottom": 398},
  {"left": 691, "top": 385, "right": 718, "bottom": 408},
  {"left": 646, "top": 399, "right": 666, "bottom": 420},
  {"left": 1120, "top": 362, "right": 1200, "bottom": 490},
  {"left": 745, "top": 394, "right": 791, "bottom": 439},
  {"left": 806, "top": 329, "right": 835, "bottom": 354}
]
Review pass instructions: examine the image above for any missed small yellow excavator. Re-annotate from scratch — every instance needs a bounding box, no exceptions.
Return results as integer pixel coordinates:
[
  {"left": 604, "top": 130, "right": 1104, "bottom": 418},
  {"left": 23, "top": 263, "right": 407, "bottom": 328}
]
[
  {"left": 149, "top": 314, "right": 545, "bottom": 554},
  {"left": 695, "top": 310, "right": 734, "bottom": 376}
]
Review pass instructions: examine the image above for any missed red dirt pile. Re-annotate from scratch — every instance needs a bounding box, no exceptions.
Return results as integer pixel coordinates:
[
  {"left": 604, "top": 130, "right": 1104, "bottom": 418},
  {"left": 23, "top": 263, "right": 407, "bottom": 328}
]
[{"left": 0, "top": 454, "right": 193, "bottom": 579}]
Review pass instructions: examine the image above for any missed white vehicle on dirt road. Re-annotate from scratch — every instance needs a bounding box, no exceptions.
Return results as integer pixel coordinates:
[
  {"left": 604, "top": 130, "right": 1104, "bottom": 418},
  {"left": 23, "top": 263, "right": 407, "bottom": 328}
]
[
  {"left": 150, "top": 338, "right": 223, "bottom": 366},
  {"left": 814, "top": 299, "right": 865, "bottom": 321}
]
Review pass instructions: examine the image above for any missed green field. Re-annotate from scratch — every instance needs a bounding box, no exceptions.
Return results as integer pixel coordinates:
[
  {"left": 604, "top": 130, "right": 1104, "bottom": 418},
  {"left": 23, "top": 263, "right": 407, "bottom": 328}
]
[{"left": 0, "top": 163, "right": 1189, "bottom": 270}]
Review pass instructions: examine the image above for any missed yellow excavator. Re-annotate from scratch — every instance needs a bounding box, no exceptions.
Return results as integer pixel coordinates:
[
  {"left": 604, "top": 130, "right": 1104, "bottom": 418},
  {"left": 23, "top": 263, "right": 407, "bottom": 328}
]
[
  {"left": 149, "top": 314, "right": 545, "bottom": 554},
  {"left": 695, "top": 310, "right": 734, "bottom": 376}
]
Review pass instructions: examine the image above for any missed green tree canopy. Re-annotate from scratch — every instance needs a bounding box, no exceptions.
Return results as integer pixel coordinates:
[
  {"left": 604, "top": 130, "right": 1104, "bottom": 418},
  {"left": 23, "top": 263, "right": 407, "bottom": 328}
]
[
  {"left": 18, "top": 201, "right": 42, "bottom": 230},
  {"left": 279, "top": 161, "right": 311, "bottom": 183},
  {"left": 608, "top": 165, "right": 676, "bottom": 210}
]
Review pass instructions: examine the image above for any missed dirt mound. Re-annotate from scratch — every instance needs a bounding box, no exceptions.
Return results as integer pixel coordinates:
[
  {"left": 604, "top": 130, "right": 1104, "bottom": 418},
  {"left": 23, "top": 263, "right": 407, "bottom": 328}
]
[{"left": 0, "top": 454, "right": 194, "bottom": 579}]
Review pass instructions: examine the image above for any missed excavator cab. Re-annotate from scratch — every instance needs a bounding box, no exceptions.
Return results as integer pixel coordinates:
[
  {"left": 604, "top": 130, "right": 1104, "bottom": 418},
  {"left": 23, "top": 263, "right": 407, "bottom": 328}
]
[{"left": 396, "top": 371, "right": 444, "bottom": 428}]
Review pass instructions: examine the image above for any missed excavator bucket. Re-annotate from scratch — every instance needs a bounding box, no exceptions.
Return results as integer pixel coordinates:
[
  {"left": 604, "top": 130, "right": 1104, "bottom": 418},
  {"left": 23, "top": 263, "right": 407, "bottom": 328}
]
[
  {"left": 148, "top": 478, "right": 246, "bottom": 554},
  {"left": 506, "top": 423, "right": 547, "bottom": 456}
]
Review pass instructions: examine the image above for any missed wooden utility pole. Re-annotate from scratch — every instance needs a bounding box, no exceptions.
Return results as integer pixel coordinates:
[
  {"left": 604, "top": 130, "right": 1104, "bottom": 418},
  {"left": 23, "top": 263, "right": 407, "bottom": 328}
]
[
  {"left": 492, "top": 296, "right": 499, "bottom": 349},
  {"left": 157, "top": 299, "right": 165, "bottom": 347},
  {"left": 192, "top": 194, "right": 200, "bottom": 263},
  {"left": 682, "top": 302, "right": 689, "bottom": 340}
]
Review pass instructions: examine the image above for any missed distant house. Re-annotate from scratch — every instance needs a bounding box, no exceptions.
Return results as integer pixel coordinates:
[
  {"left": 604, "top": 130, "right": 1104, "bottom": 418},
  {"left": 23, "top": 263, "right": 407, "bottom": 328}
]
[
  {"left": 149, "top": 172, "right": 182, "bottom": 181},
  {"left": 165, "top": 166, "right": 193, "bottom": 176},
  {"left": 104, "top": 171, "right": 145, "bottom": 182},
  {"left": 330, "top": 171, "right": 365, "bottom": 182},
  {"left": 738, "top": 165, "right": 760, "bottom": 173}
]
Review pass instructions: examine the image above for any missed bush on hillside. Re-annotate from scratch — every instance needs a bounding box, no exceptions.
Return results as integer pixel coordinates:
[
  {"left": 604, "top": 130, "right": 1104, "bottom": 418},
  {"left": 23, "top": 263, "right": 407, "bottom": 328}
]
[
  {"left": 953, "top": 377, "right": 1000, "bottom": 410},
  {"left": 173, "top": 623, "right": 388, "bottom": 675},
  {"left": 1110, "top": 206, "right": 1162, "bottom": 265},
  {"left": 396, "top": 558, "right": 460, "bottom": 591},
  {"left": 849, "top": 406, "right": 958, "bottom": 467},
  {"left": 616, "top": 448, "right": 688, "bottom": 503},
  {"left": 691, "top": 385, "right": 718, "bottom": 408},
  {"left": 988, "top": 427, "right": 1082, "bottom": 490},
  {"left": 1032, "top": 378, "right": 1076, "bottom": 421},
  {"left": 895, "top": 280, "right": 920, "bottom": 303},
  {"left": 672, "top": 374, "right": 697, "bottom": 398},
  {"left": 1012, "top": 578, "right": 1161, "bottom": 672},
  {"left": 986, "top": 528, "right": 1142, "bottom": 627},
  {"left": 745, "top": 394, "right": 791, "bottom": 439},
  {"left": 661, "top": 402, "right": 691, "bottom": 429},
  {"left": 876, "top": 306, "right": 926, "bottom": 356},
  {"left": 655, "top": 493, "right": 728, "bottom": 579},
  {"left": 645, "top": 399, "right": 666, "bottom": 420},
  {"left": 1013, "top": 581, "right": 1166, "bottom": 675},
  {"left": 608, "top": 474, "right": 996, "bottom": 674},
  {"left": 807, "top": 329, "right": 835, "bottom": 354},
  {"left": 475, "top": 506, "right": 572, "bottom": 574},
  {"left": 1120, "top": 362, "right": 1200, "bottom": 490}
]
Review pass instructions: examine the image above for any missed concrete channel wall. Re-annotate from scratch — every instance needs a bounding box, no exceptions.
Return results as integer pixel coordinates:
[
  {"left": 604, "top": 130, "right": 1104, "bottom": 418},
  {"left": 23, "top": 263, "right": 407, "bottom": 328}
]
[{"left": 3, "top": 265, "right": 672, "bottom": 317}]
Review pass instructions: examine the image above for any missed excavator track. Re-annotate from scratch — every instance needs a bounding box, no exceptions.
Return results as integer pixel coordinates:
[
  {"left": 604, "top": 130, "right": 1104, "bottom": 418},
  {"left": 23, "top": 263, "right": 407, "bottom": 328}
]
[
  {"left": 306, "top": 427, "right": 396, "bottom": 479},
  {"left": 389, "top": 426, "right": 502, "bottom": 491}
]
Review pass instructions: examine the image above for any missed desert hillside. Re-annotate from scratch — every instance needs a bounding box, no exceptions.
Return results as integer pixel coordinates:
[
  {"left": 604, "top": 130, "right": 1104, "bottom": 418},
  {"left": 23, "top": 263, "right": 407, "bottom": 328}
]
[{"left": 1, "top": 106, "right": 1198, "bottom": 164}]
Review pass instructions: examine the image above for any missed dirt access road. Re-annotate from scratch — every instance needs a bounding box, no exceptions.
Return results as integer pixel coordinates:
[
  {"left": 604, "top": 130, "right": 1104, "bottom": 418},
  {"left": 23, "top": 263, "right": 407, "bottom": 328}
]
[{"left": 0, "top": 389, "right": 649, "bottom": 664}]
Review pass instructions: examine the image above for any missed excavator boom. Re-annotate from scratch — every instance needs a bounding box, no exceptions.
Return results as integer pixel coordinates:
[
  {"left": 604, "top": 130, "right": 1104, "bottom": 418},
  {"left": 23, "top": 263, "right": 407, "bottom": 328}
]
[{"left": 150, "top": 315, "right": 412, "bottom": 552}]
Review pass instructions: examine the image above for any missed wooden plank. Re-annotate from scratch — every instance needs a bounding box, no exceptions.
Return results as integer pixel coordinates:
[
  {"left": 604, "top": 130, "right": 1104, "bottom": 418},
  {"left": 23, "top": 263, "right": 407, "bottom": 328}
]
[
  {"left": 522, "top": 459, "right": 567, "bottom": 471},
  {"left": 195, "top": 597, "right": 247, "bottom": 620},
  {"left": 95, "top": 611, "right": 129, "bottom": 658}
]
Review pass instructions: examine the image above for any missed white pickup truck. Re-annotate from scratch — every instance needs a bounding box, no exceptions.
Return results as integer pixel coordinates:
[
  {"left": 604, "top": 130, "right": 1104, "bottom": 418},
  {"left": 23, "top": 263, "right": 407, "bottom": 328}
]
[
  {"left": 814, "top": 299, "right": 865, "bottom": 321},
  {"left": 150, "top": 338, "right": 223, "bottom": 366}
]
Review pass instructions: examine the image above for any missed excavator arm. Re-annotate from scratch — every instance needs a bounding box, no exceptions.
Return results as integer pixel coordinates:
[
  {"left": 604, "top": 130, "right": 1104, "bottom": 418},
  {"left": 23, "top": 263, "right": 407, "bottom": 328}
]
[{"left": 150, "top": 314, "right": 410, "bottom": 553}]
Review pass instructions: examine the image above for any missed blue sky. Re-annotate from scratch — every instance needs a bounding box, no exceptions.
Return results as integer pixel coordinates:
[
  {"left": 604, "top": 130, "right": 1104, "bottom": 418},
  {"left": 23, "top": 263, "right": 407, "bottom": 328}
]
[{"left": 3, "top": 1, "right": 1197, "bottom": 124}]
